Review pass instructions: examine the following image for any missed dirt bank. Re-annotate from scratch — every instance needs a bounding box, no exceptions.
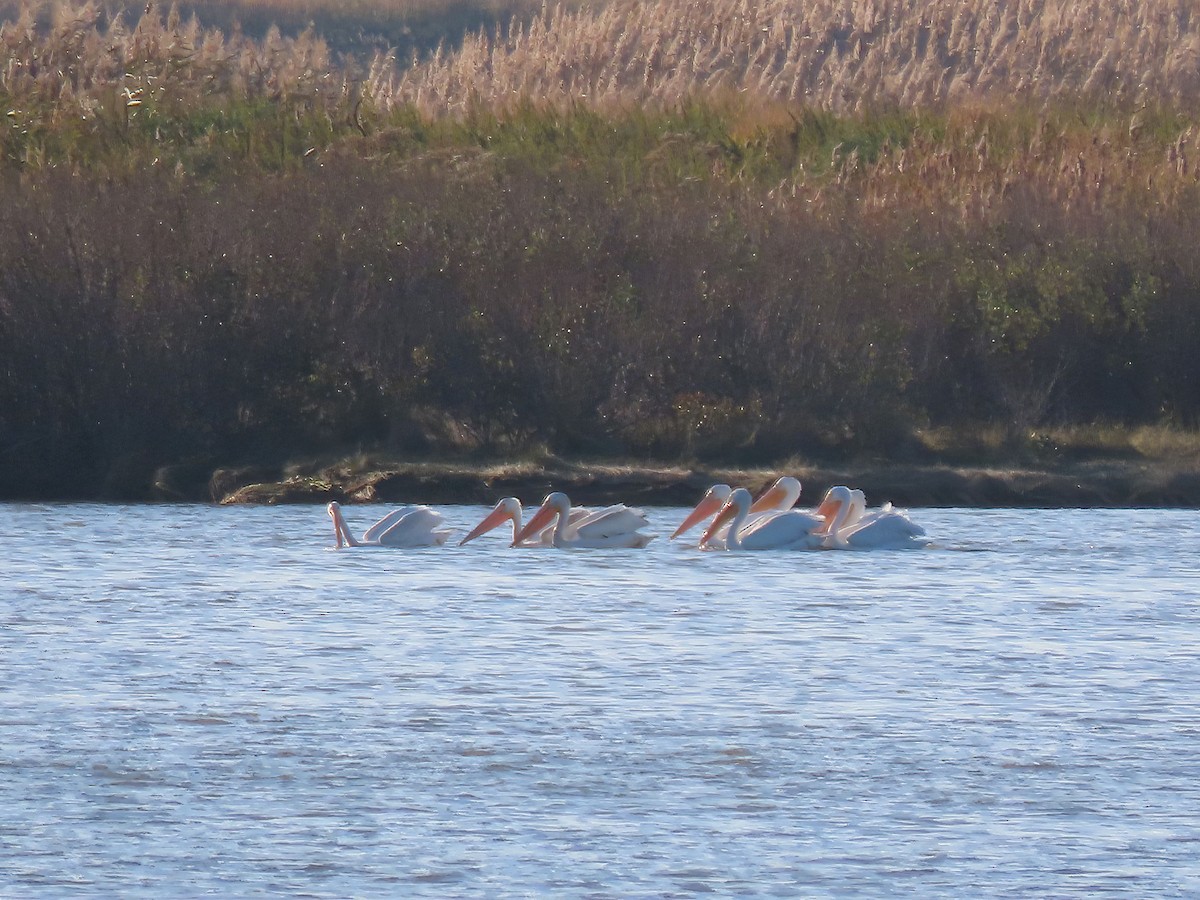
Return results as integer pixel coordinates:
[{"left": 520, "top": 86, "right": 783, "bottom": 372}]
[{"left": 210, "top": 457, "right": 1200, "bottom": 508}]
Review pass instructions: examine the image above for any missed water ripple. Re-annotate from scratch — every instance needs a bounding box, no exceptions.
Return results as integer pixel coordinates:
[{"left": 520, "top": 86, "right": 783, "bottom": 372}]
[{"left": 2, "top": 503, "right": 1200, "bottom": 897}]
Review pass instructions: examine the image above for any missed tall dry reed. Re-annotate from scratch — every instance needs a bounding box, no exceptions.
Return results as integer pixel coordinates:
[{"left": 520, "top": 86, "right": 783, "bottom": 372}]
[
  {"left": 376, "top": 0, "right": 1200, "bottom": 114},
  {"left": 0, "top": 0, "right": 344, "bottom": 107}
]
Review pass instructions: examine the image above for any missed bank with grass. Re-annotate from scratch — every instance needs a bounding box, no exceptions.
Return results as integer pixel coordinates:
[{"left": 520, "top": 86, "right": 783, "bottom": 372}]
[{"left": 145, "top": 430, "right": 1200, "bottom": 508}]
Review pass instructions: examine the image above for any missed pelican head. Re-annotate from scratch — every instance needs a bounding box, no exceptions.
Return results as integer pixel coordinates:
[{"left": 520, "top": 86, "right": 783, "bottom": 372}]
[
  {"left": 671, "top": 483, "right": 733, "bottom": 540},
  {"left": 700, "top": 487, "right": 753, "bottom": 547},
  {"left": 511, "top": 492, "right": 571, "bottom": 547},
  {"left": 750, "top": 476, "right": 801, "bottom": 513},
  {"left": 460, "top": 497, "right": 522, "bottom": 546},
  {"left": 327, "top": 500, "right": 348, "bottom": 548},
  {"left": 814, "top": 485, "right": 854, "bottom": 533}
]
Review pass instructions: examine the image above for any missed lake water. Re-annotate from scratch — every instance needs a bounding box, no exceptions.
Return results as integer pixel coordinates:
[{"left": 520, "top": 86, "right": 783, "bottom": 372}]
[{"left": 3, "top": 502, "right": 1200, "bottom": 897}]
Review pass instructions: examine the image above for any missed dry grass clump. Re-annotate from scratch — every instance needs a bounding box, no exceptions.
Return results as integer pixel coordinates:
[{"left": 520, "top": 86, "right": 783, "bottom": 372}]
[
  {"left": 379, "top": 0, "right": 1200, "bottom": 114},
  {"left": 185, "top": 0, "right": 519, "bottom": 17},
  {"left": 0, "top": 0, "right": 356, "bottom": 170},
  {"left": 0, "top": 1, "right": 343, "bottom": 107},
  {"left": 1128, "top": 426, "right": 1200, "bottom": 461},
  {"left": 798, "top": 103, "right": 1200, "bottom": 229},
  {"left": 0, "top": 0, "right": 568, "bottom": 66},
  {"left": 8, "top": 0, "right": 1200, "bottom": 143},
  {"left": 913, "top": 423, "right": 1200, "bottom": 465},
  {"left": 167, "top": 0, "right": 554, "bottom": 61}
]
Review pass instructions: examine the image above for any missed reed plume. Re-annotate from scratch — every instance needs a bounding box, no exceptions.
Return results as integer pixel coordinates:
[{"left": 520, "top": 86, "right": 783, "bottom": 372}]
[{"left": 380, "top": 0, "right": 1200, "bottom": 114}]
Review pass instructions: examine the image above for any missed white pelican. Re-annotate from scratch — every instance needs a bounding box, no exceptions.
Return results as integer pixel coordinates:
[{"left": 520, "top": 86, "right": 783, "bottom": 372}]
[
  {"left": 327, "top": 501, "right": 452, "bottom": 548},
  {"left": 817, "top": 486, "right": 927, "bottom": 550},
  {"left": 671, "top": 476, "right": 803, "bottom": 547},
  {"left": 511, "top": 492, "right": 654, "bottom": 549},
  {"left": 700, "top": 487, "right": 826, "bottom": 550},
  {"left": 459, "top": 497, "right": 592, "bottom": 547}
]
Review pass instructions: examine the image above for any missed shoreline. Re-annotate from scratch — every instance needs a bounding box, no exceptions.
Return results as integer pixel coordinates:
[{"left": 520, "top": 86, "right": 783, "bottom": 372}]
[{"left": 197, "top": 457, "right": 1200, "bottom": 509}]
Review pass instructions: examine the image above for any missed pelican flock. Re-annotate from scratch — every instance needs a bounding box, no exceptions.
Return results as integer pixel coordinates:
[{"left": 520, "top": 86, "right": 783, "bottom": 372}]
[
  {"left": 700, "top": 487, "right": 826, "bottom": 550},
  {"left": 459, "top": 496, "right": 596, "bottom": 547},
  {"left": 672, "top": 475, "right": 808, "bottom": 549},
  {"left": 511, "top": 492, "right": 654, "bottom": 549},
  {"left": 326, "top": 479, "right": 927, "bottom": 551},
  {"left": 815, "top": 485, "right": 928, "bottom": 550}
]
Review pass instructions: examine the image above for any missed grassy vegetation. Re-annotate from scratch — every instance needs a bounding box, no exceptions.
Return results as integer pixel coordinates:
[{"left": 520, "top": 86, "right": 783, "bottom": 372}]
[
  {"left": 386, "top": 0, "right": 1200, "bottom": 113},
  {"left": 4, "top": 0, "right": 1200, "bottom": 499},
  {"left": 0, "top": 0, "right": 547, "bottom": 59}
]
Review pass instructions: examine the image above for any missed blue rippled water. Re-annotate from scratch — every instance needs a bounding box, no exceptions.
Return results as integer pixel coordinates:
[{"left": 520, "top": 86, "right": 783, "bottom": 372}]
[{"left": 3, "top": 503, "right": 1200, "bottom": 897}]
